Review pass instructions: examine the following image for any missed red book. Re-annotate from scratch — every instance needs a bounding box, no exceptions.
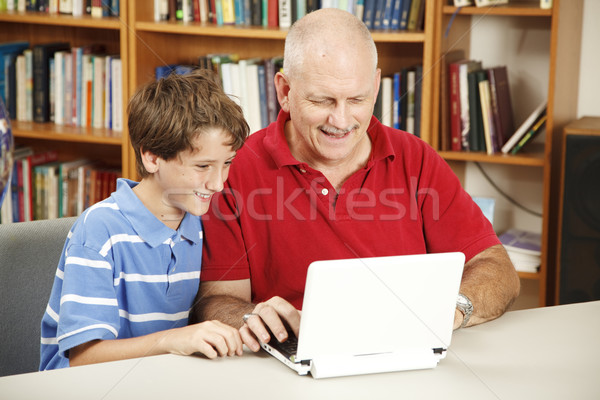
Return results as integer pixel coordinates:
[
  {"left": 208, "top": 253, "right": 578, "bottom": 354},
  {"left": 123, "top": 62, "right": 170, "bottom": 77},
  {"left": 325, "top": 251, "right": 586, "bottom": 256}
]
[
  {"left": 448, "top": 62, "right": 462, "bottom": 151},
  {"left": 268, "top": 0, "right": 278, "bottom": 27}
]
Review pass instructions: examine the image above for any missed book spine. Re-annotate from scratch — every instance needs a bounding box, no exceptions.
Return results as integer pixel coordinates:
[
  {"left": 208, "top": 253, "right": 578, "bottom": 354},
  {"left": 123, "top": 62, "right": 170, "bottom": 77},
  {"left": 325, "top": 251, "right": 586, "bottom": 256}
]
[{"left": 448, "top": 63, "right": 461, "bottom": 151}]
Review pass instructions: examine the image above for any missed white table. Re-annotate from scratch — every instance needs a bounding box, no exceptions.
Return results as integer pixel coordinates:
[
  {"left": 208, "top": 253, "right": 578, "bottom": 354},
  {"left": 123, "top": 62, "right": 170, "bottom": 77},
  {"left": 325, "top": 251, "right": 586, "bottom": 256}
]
[{"left": 1, "top": 301, "right": 598, "bottom": 400}]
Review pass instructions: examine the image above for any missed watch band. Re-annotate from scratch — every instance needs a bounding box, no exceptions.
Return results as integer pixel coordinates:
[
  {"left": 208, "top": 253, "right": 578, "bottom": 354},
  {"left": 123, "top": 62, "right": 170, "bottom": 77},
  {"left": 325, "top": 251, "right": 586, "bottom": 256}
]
[{"left": 456, "top": 293, "right": 473, "bottom": 328}]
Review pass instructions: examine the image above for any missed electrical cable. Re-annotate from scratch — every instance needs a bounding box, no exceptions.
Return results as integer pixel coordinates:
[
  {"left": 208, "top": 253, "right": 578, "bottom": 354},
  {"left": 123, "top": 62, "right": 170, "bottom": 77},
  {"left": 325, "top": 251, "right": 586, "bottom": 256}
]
[{"left": 474, "top": 162, "right": 543, "bottom": 218}]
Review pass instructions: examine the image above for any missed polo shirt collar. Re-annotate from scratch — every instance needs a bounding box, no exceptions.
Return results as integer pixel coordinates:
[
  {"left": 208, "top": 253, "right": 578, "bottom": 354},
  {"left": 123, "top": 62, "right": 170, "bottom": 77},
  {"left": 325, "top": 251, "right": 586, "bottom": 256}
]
[
  {"left": 264, "top": 111, "right": 396, "bottom": 170},
  {"left": 111, "top": 179, "right": 202, "bottom": 247}
]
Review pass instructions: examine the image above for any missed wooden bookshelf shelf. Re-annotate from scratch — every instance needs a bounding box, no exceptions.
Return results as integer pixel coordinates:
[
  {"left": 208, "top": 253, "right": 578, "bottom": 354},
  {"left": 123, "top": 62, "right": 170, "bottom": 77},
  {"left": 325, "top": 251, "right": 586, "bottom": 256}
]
[
  {"left": 0, "top": 11, "right": 124, "bottom": 28},
  {"left": 12, "top": 122, "right": 122, "bottom": 145},
  {"left": 439, "top": 150, "right": 545, "bottom": 167}
]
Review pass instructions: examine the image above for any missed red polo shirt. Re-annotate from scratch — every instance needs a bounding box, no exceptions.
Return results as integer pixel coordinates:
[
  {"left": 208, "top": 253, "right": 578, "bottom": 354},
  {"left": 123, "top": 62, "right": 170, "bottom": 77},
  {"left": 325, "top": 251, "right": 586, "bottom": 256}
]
[{"left": 201, "top": 111, "right": 499, "bottom": 309}]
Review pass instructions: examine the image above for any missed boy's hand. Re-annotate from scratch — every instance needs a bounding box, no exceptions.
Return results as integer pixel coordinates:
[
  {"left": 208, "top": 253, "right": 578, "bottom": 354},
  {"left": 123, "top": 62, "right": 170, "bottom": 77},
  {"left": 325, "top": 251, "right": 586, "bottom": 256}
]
[{"left": 165, "top": 320, "right": 244, "bottom": 358}]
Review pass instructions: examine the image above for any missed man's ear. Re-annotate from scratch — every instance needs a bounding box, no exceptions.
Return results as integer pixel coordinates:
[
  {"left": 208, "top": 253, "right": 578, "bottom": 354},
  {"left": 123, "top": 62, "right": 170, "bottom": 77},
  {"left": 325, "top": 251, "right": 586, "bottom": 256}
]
[
  {"left": 274, "top": 72, "right": 291, "bottom": 112},
  {"left": 140, "top": 149, "right": 160, "bottom": 174}
]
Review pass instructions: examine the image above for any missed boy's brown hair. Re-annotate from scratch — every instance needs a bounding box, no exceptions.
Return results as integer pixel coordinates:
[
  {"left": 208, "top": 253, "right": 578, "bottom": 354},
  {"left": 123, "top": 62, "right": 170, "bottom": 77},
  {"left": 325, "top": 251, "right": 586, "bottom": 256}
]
[{"left": 127, "top": 69, "right": 249, "bottom": 178}]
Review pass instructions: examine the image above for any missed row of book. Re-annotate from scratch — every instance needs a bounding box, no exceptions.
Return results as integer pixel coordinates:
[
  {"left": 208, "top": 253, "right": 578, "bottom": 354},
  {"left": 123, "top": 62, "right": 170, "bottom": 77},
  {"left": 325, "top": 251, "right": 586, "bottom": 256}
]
[
  {"left": 0, "top": 41, "right": 123, "bottom": 133},
  {"left": 498, "top": 228, "right": 542, "bottom": 273},
  {"left": 154, "top": 0, "right": 425, "bottom": 31},
  {"left": 157, "top": 54, "right": 284, "bottom": 135},
  {"left": 0, "top": 0, "right": 120, "bottom": 17},
  {"left": 0, "top": 147, "right": 121, "bottom": 224},
  {"left": 377, "top": 65, "right": 423, "bottom": 137},
  {"left": 445, "top": 61, "right": 517, "bottom": 154}
]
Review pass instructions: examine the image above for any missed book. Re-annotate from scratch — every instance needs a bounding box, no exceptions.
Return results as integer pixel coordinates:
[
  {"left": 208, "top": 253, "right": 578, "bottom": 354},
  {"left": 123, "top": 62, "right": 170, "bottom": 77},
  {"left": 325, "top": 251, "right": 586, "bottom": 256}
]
[
  {"left": 510, "top": 113, "right": 546, "bottom": 155},
  {"left": 439, "top": 50, "right": 465, "bottom": 151},
  {"left": 466, "top": 69, "right": 484, "bottom": 152},
  {"left": 501, "top": 101, "right": 547, "bottom": 154},
  {"left": 487, "top": 66, "right": 514, "bottom": 150},
  {"left": 474, "top": 0, "right": 507, "bottom": 6},
  {"left": 0, "top": 41, "right": 29, "bottom": 106},
  {"left": 110, "top": 57, "right": 123, "bottom": 132},
  {"left": 498, "top": 228, "right": 541, "bottom": 256},
  {"left": 33, "top": 42, "right": 69, "bottom": 123},
  {"left": 381, "top": 76, "right": 393, "bottom": 128},
  {"left": 478, "top": 78, "right": 496, "bottom": 155}
]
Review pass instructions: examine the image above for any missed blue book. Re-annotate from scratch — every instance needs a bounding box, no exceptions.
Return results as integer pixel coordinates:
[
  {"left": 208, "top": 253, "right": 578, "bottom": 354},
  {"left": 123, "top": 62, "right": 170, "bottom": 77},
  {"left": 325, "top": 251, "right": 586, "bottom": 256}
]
[
  {"left": 398, "top": 0, "right": 411, "bottom": 30},
  {"left": 381, "top": 0, "right": 394, "bottom": 30},
  {"left": 155, "top": 64, "right": 178, "bottom": 80},
  {"left": 390, "top": 0, "right": 402, "bottom": 30},
  {"left": 363, "top": 0, "right": 376, "bottom": 29},
  {"left": 234, "top": 0, "right": 245, "bottom": 25},
  {"left": 393, "top": 72, "right": 401, "bottom": 130},
  {"left": 256, "top": 63, "right": 268, "bottom": 130},
  {"left": 0, "top": 41, "right": 29, "bottom": 106},
  {"left": 372, "top": 0, "right": 386, "bottom": 30}
]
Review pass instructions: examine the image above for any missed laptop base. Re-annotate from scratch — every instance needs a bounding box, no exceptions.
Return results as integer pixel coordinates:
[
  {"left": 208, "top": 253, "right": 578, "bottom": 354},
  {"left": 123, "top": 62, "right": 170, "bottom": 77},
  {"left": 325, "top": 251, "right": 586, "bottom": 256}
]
[{"left": 309, "top": 349, "right": 441, "bottom": 379}]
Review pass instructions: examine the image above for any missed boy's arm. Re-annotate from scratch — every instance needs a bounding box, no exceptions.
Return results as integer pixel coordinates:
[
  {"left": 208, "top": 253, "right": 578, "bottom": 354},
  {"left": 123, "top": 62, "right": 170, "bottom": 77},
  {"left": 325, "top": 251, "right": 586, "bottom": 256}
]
[{"left": 69, "top": 320, "right": 243, "bottom": 367}]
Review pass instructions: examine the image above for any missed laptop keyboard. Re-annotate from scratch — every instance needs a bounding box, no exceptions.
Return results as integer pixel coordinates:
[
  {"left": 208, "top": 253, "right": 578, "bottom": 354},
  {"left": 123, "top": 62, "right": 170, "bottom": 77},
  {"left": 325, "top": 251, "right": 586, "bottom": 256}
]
[{"left": 269, "top": 334, "right": 298, "bottom": 360}]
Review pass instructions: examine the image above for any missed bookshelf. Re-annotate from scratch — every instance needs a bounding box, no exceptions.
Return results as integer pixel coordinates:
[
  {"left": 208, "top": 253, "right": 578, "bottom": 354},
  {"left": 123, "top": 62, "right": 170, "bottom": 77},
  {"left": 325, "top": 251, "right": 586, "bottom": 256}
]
[
  {"left": 0, "top": 6, "right": 132, "bottom": 179},
  {"left": 126, "top": 0, "right": 438, "bottom": 179},
  {"left": 430, "top": 0, "right": 584, "bottom": 306}
]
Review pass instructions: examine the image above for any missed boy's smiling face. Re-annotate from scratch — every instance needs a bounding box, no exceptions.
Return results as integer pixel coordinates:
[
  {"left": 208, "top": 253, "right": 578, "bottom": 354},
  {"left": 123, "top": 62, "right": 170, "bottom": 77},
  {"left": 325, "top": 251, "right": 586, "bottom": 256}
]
[{"left": 138, "top": 127, "right": 236, "bottom": 226}]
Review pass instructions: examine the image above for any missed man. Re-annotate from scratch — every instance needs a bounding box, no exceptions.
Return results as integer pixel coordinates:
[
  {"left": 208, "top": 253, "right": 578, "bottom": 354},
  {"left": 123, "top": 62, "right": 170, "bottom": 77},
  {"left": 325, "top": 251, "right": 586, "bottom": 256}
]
[{"left": 194, "top": 8, "right": 520, "bottom": 352}]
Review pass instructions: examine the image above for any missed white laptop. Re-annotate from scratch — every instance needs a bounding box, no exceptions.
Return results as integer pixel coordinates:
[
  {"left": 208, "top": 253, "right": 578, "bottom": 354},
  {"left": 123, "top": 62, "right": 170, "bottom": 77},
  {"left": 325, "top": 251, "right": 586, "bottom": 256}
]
[{"left": 260, "top": 252, "right": 465, "bottom": 379}]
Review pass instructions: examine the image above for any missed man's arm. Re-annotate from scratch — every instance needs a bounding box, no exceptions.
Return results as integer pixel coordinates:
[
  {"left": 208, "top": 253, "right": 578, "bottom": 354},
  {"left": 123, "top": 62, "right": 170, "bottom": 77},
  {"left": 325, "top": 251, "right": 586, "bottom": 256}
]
[
  {"left": 453, "top": 244, "right": 520, "bottom": 329},
  {"left": 193, "top": 279, "right": 301, "bottom": 351}
]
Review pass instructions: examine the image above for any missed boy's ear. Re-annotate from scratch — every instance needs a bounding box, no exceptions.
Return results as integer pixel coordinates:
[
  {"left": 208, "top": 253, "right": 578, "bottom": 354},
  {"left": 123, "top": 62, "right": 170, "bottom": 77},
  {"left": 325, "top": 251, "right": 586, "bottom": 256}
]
[{"left": 140, "top": 149, "right": 160, "bottom": 174}]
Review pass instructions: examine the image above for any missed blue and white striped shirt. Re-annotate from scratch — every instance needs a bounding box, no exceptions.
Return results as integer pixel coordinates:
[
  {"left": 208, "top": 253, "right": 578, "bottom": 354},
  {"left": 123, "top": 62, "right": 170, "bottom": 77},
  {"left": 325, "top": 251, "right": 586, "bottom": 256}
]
[{"left": 40, "top": 178, "right": 203, "bottom": 370}]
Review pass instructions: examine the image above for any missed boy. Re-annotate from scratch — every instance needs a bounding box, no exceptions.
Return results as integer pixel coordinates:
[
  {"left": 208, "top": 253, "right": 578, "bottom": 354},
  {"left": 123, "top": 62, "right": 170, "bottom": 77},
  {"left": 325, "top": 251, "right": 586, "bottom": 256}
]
[{"left": 40, "top": 69, "right": 249, "bottom": 370}]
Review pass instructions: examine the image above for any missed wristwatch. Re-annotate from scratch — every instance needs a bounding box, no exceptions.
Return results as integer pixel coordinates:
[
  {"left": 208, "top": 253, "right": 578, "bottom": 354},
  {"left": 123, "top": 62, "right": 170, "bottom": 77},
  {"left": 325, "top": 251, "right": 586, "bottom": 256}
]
[{"left": 456, "top": 293, "right": 473, "bottom": 328}]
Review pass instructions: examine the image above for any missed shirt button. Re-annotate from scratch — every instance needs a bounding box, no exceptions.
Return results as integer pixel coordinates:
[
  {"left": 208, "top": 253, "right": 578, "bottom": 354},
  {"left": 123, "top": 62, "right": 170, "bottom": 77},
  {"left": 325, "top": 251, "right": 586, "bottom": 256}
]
[
  {"left": 321, "top": 188, "right": 329, "bottom": 195},
  {"left": 299, "top": 168, "right": 306, "bottom": 173}
]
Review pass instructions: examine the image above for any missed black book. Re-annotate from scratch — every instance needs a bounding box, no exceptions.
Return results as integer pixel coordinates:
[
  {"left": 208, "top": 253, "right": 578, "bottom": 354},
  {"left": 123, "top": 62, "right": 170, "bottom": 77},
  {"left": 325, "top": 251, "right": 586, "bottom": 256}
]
[{"left": 33, "top": 42, "right": 69, "bottom": 123}]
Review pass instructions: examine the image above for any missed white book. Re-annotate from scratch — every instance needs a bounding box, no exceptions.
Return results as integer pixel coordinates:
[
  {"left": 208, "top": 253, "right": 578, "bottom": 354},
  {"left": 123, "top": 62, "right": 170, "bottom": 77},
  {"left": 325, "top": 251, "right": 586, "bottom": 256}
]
[
  {"left": 540, "top": 0, "right": 552, "bottom": 9},
  {"left": 279, "top": 0, "right": 292, "bottom": 28},
  {"left": 199, "top": 0, "right": 208, "bottom": 22},
  {"left": 59, "top": 0, "right": 73, "bottom": 13},
  {"left": 245, "top": 63, "right": 262, "bottom": 134},
  {"left": 501, "top": 101, "right": 547, "bottom": 154},
  {"left": 453, "top": 0, "right": 472, "bottom": 5},
  {"left": 381, "top": 76, "right": 393, "bottom": 128},
  {"left": 6, "top": 0, "right": 15, "bottom": 11},
  {"left": 24, "top": 49, "right": 33, "bottom": 122},
  {"left": 237, "top": 60, "right": 250, "bottom": 124},
  {"left": 48, "top": 0, "right": 59, "bottom": 13},
  {"left": 16, "top": 55, "right": 26, "bottom": 122},
  {"left": 478, "top": 79, "right": 494, "bottom": 155},
  {"left": 229, "top": 63, "right": 242, "bottom": 108},
  {"left": 406, "top": 70, "right": 416, "bottom": 134},
  {"left": 72, "top": 0, "right": 83, "bottom": 16},
  {"left": 220, "top": 62, "right": 235, "bottom": 104},
  {"left": 182, "top": 0, "right": 194, "bottom": 22},
  {"left": 474, "top": 0, "right": 507, "bottom": 6},
  {"left": 17, "top": 0, "right": 26, "bottom": 12},
  {"left": 111, "top": 58, "right": 123, "bottom": 132},
  {"left": 92, "top": 56, "right": 106, "bottom": 129},
  {"left": 53, "top": 51, "right": 66, "bottom": 125}
]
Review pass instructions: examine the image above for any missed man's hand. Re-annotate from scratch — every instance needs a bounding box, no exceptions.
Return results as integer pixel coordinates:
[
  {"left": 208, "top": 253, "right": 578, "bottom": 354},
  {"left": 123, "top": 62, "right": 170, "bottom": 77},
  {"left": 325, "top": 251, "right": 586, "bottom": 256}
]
[{"left": 240, "top": 296, "right": 301, "bottom": 352}]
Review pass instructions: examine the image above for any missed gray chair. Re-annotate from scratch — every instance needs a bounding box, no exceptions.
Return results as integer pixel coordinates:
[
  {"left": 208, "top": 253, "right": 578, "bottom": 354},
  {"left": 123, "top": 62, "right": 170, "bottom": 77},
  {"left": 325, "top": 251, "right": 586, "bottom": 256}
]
[{"left": 0, "top": 217, "right": 77, "bottom": 377}]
